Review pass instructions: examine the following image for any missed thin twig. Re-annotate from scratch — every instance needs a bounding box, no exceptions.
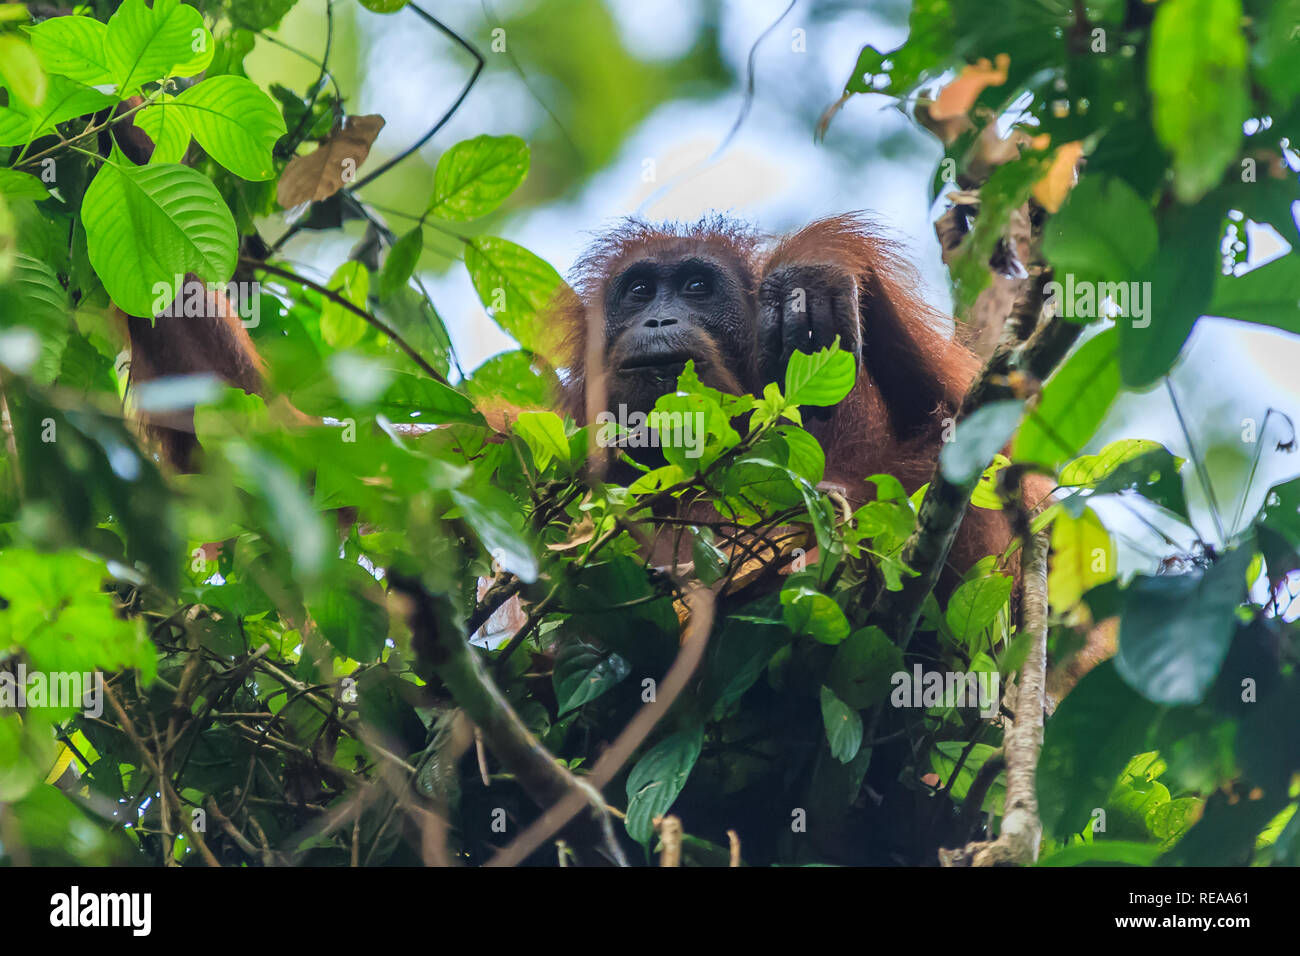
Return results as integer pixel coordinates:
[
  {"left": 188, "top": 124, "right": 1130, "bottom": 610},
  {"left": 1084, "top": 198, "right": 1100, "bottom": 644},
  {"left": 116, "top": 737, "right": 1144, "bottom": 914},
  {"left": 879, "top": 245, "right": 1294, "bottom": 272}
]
[{"left": 242, "top": 258, "right": 450, "bottom": 385}]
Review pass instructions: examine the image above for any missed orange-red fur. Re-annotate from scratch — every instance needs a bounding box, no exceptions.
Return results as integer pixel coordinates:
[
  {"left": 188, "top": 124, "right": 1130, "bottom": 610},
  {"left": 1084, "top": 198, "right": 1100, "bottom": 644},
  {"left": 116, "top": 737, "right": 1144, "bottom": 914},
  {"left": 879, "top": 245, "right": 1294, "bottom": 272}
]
[{"left": 556, "top": 214, "right": 1011, "bottom": 587}]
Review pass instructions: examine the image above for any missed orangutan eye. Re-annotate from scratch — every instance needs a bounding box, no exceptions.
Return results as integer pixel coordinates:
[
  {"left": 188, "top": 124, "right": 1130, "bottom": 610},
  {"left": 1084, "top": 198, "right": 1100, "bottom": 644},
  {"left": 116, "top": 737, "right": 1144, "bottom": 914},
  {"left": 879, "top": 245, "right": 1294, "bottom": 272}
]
[
  {"left": 682, "top": 275, "right": 711, "bottom": 296},
  {"left": 628, "top": 278, "right": 654, "bottom": 300}
]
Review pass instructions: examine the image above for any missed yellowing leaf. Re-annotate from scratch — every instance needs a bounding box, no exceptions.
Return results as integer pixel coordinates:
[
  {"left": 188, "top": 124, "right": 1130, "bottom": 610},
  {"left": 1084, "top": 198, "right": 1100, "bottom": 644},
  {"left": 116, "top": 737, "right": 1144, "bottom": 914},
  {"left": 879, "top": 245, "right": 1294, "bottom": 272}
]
[
  {"left": 1048, "top": 507, "right": 1115, "bottom": 611},
  {"left": 1032, "top": 141, "right": 1084, "bottom": 213}
]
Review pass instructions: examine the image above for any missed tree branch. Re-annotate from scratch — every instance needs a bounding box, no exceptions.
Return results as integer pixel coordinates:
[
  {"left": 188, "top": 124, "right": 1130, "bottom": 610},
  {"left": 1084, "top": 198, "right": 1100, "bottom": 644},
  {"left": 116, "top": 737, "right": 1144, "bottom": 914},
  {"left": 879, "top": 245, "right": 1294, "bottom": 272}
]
[
  {"left": 942, "top": 527, "right": 1049, "bottom": 866},
  {"left": 869, "top": 309, "right": 1081, "bottom": 649},
  {"left": 486, "top": 581, "right": 719, "bottom": 867},
  {"left": 242, "top": 258, "right": 450, "bottom": 385},
  {"left": 390, "top": 574, "right": 629, "bottom": 866}
]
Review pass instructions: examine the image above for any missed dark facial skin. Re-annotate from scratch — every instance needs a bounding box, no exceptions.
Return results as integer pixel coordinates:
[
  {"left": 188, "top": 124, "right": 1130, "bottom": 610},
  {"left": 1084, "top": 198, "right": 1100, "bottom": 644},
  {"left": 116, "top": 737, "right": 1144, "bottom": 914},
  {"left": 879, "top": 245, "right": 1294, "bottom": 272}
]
[{"left": 603, "top": 255, "right": 757, "bottom": 416}]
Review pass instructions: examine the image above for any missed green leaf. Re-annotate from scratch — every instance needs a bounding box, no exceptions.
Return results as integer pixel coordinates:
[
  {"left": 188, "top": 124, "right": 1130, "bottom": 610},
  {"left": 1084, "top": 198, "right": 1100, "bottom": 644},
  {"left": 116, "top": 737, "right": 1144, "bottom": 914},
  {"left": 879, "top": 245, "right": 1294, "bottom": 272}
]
[
  {"left": 106, "top": 0, "right": 214, "bottom": 95},
  {"left": 690, "top": 527, "right": 728, "bottom": 586},
  {"left": 0, "top": 168, "right": 50, "bottom": 200},
  {"left": 1059, "top": 439, "right": 1162, "bottom": 486},
  {"left": 1115, "top": 545, "right": 1252, "bottom": 705},
  {"left": 780, "top": 585, "right": 850, "bottom": 644},
  {"left": 170, "top": 75, "right": 286, "bottom": 181},
  {"left": 1013, "top": 328, "right": 1120, "bottom": 471},
  {"left": 378, "top": 227, "right": 423, "bottom": 300},
  {"left": 970, "top": 453, "right": 1011, "bottom": 509},
  {"left": 357, "top": 0, "right": 410, "bottom": 11},
  {"left": 783, "top": 343, "right": 856, "bottom": 407},
  {"left": 946, "top": 572, "right": 1014, "bottom": 647},
  {"left": 381, "top": 373, "right": 482, "bottom": 425},
  {"left": 1037, "top": 841, "right": 1162, "bottom": 867},
  {"left": 829, "top": 626, "right": 903, "bottom": 710},
  {"left": 553, "top": 639, "right": 631, "bottom": 715},
  {"left": 625, "top": 728, "right": 703, "bottom": 845},
  {"left": 1042, "top": 175, "right": 1157, "bottom": 296},
  {"left": 82, "top": 159, "right": 238, "bottom": 317},
  {"left": 940, "top": 399, "right": 1023, "bottom": 484},
  {"left": 775, "top": 425, "right": 826, "bottom": 486},
  {"left": 820, "top": 685, "right": 863, "bottom": 763},
  {"left": 26, "top": 14, "right": 113, "bottom": 87},
  {"left": 0, "top": 35, "right": 47, "bottom": 109},
  {"left": 1063, "top": 446, "right": 1189, "bottom": 521},
  {"left": 450, "top": 487, "right": 539, "bottom": 584},
  {"left": 309, "top": 566, "right": 389, "bottom": 661},
  {"left": 428, "top": 134, "right": 529, "bottom": 221},
  {"left": 0, "top": 550, "right": 152, "bottom": 678},
  {"left": 132, "top": 93, "right": 190, "bottom": 164},
  {"left": 931, "top": 742, "right": 1004, "bottom": 813},
  {"left": 0, "top": 75, "right": 113, "bottom": 147},
  {"left": 5, "top": 253, "right": 68, "bottom": 382},
  {"left": 1208, "top": 254, "right": 1300, "bottom": 335},
  {"left": 223, "top": 443, "right": 330, "bottom": 585},
  {"left": 464, "top": 236, "right": 564, "bottom": 361},
  {"left": 1048, "top": 506, "right": 1115, "bottom": 610},
  {"left": 319, "top": 261, "right": 371, "bottom": 348},
  {"left": 513, "top": 410, "right": 570, "bottom": 471},
  {"left": 229, "top": 0, "right": 298, "bottom": 32},
  {"left": 1148, "top": 0, "right": 1248, "bottom": 202},
  {"left": 1118, "top": 200, "right": 1223, "bottom": 387},
  {"left": 1037, "top": 661, "right": 1161, "bottom": 839},
  {"left": 464, "top": 350, "right": 558, "bottom": 410}
]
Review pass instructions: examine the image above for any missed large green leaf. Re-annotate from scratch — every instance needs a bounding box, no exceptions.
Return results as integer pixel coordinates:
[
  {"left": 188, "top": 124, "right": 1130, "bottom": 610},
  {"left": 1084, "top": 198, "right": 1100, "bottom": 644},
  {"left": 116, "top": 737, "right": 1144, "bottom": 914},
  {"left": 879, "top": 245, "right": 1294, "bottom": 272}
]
[
  {"left": 1208, "top": 253, "right": 1300, "bottom": 335},
  {"left": 1115, "top": 545, "right": 1252, "bottom": 705},
  {"left": 106, "top": 0, "right": 214, "bottom": 95},
  {"left": 939, "top": 399, "right": 1023, "bottom": 484},
  {"left": 0, "top": 75, "right": 112, "bottom": 147},
  {"left": 828, "top": 626, "right": 902, "bottom": 710},
  {"left": 378, "top": 227, "right": 423, "bottom": 299},
  {"left": 319, "top": 261, "right": 371, "bottom": 348},
  {"left": 132, "top": 92, "right": 189, "bottom": 164},
  {"left": 4, "top": 253, "right": 68, "bottom": 382},
  {"left": 780, "top": 584, "right": 850, "bottom": 644},
  {"left": 464, "top": 236, "right": 564, "bottom": 360},
  {"left": 624, "top": 728, "right": 703, "bottom": 845},
  {"left": 0, "top": 169, "right": 49, "bottom": 200},
  {"left": 428, "top": 134, "right": 529, "bottom": 221},
  {"left": 26, "top": 14, "right": 114, "bottom": 87},
  {"left": 513, "top": 410, "right": 570, "bottom": 471},
  {"left": 820, "top": 685, "right": 864, "bottom": 763},
  {"left": 171, "top": 75, "right": 286, "bottom": 181},
  {"left": 0, "top": 550, "right": 152, "bottom": 677},
  {"left": 946, "top": 572, "right": 1014, "bottom": 647},
  {"left": 1118, "top": 200, "right": 1223, "bottom": 387},
  {"left": 1037, "top": 661, "right": 1161, "bottom": 839},
  {"left": 553, "top": 639, "right": 631, "bottom": 715},
  {"left": 308, "top": 565, "right": 389, "bottom": 661},
  {"left": 450, "top": 486, "right": 539, "bottom": 584},
  {"left": 1013, "top": 328, "right": 1120, "bottom": 471},
  {"left": 783, "top": 343, "right": 856, "bottom": 407},
  {"left": 82, "top": 159, "right": 237, "bottom": 316},
  {"left": 1148, "top": 0, "right": 1248, "bottom": 202},
  {"left": 1042, "top": 175, "right": 1157, "bottom": 293},
  {"left": 0, "top": 35, "right": 47, "bottom": 109}
]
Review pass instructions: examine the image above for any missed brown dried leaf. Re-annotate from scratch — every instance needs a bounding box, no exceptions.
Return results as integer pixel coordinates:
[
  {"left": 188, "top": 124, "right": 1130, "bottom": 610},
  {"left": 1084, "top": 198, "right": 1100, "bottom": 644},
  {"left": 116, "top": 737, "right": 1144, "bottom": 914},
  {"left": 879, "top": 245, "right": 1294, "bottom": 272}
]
[{"left": 276, "top": 114, "right": 386, "bottom": 209}]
